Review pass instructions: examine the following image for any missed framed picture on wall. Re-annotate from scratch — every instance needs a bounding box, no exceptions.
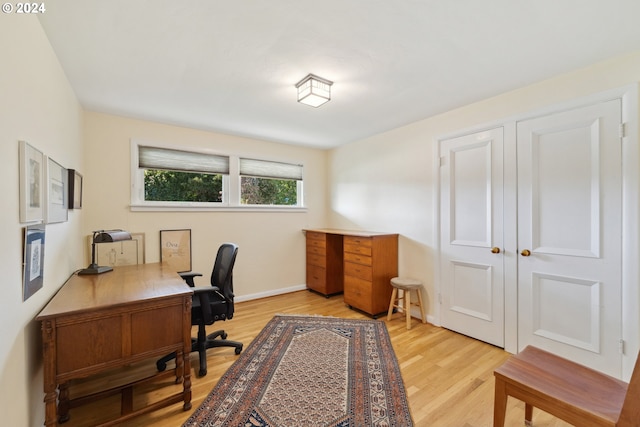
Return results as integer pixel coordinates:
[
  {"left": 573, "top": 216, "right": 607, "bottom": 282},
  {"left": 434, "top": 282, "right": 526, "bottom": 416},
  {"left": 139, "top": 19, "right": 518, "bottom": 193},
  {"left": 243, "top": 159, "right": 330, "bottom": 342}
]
[
  {"left": 19, "top": 141, "right": 44, "bottom": 223},
  {"left": 160, "top": 229, "right": 192, "bottom": 273},
  {"left": 68, "top": 169, "right": 83, "bottom": 209},
  {"left": 23, "top": 224, "right": 45, "bottom": 301},
  {"left": 45, "top": 157, "right": 68, "bottom": 223}
]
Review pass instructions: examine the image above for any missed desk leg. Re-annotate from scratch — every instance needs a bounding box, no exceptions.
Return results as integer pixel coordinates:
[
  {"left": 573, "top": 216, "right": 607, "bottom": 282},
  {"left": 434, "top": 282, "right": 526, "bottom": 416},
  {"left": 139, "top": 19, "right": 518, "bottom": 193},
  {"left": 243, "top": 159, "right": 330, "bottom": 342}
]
[
  {"left": 42, "top": 319, "right": 58, "bottom": 427},
  {"left": 58, "top": 382, "right": 70, "bottom": 423},
  {"left": 177, "top": 350, "right": 192, "bottom": 410},
  {"left": 181, "top": 296, "right": 192, "bottom": 410},
  {"left": 43, "top": 387, "right": 57, "bottom": 427}
]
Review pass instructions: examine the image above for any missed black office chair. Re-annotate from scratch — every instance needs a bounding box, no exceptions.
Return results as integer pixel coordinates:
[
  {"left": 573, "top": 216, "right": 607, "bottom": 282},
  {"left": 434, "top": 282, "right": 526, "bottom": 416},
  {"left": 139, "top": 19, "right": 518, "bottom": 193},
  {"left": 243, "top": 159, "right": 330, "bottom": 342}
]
[{"left": 157, "top": 242, "right": 243, "bottom": 377}]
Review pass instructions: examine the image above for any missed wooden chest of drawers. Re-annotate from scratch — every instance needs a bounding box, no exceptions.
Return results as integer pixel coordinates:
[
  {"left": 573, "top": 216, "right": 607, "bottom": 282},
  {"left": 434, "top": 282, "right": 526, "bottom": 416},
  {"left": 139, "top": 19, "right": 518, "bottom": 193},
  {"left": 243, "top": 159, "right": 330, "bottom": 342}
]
[
  {"left": 305, "top": 230, "right": 344, "bottom": 296},
  {"left": 343, "top": 234, "right": 398, "bottom": 317},
  {"left": 304, "top": 229, "right": 398, "bottom": 316}
]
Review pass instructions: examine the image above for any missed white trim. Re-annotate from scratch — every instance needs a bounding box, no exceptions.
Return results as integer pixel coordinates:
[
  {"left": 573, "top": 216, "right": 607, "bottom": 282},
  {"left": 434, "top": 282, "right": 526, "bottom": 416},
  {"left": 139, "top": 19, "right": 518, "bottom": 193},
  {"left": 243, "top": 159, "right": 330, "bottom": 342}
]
[
  {"left": 130, "top": 204, "right": 307, "bottom": 212},
  {"left": 620, "top": 84, "right": 639, "bottom": 380},
  {"left": 235, "top": 284, "right": 308, "bottom": 303}
]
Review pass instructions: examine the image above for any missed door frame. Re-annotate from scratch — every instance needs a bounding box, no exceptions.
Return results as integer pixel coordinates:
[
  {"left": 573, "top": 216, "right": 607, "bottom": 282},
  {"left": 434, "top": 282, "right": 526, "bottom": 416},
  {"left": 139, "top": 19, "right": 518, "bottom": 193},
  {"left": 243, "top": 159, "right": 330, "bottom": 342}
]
[{"left": 434, "top": 84, "right": 638, "bottom": 380}]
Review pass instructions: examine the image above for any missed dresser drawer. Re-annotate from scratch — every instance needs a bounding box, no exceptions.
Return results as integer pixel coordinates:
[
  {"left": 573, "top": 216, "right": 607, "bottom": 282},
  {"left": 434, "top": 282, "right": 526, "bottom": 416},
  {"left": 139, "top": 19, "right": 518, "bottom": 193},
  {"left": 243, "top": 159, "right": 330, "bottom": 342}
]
[
  {"left": 306, "top": 252, "right": 326, "bottom": 268},
  {"left": 344, "top": 251, "right": 372, "bottom": 266},
  {"left": 344, "top": 261, "right": 372, "bottom": 281}
]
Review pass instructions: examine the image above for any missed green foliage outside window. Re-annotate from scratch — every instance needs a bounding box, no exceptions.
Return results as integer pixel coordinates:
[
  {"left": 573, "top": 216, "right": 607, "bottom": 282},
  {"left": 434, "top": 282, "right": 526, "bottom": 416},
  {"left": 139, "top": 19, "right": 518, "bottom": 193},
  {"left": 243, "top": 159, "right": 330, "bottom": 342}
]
[
  {"left": 241, "top": 177, "right": 297, "bottom": 205},
  {"left": 144, "top": 170, "right": 222, "bottom": 202},
  {"left": 144, "top": 170, "right": 298, "bottom": 205}
]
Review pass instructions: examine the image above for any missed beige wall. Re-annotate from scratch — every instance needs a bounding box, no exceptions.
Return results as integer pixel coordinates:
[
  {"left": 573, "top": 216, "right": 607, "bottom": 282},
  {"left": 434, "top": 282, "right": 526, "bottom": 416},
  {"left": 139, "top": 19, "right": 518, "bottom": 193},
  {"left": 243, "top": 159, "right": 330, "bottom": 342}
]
[
  {"left": 327, "top": 51, "right": 640, "bottom": 319},
  {"left": 0, "top": 16, "right": 83, "bottom": 427},
  {"left": 83, "top": 112, "right": 328, "bottom": 298}
]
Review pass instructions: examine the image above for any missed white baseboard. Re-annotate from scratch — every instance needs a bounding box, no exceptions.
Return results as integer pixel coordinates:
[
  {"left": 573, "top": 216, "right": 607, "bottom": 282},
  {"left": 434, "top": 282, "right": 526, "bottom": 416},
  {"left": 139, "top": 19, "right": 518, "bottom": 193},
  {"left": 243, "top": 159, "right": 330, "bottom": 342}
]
[{"left": 235, "top": 284, "right": 308, "bottom": 303}]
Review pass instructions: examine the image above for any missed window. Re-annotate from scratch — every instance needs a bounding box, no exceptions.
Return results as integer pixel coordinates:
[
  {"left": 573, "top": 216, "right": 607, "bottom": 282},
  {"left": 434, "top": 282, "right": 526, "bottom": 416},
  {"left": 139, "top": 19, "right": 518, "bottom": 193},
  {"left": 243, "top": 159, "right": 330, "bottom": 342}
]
[
  {"left": 131, "top": 141, "right": 304, "bottom": 210},
  {"left": 240, "top": 158, "right": 303, "bottom": 206},
  {"left": 134, "top": 145, "right": 228, "bottom": 205}
]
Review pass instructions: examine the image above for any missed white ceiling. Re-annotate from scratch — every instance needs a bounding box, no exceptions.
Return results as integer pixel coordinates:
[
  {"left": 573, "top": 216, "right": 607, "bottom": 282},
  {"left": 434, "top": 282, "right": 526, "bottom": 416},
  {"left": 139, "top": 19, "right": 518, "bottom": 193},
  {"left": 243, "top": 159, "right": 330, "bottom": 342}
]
[{"left": 38, "top": 1, "right": 640, "bottom": 149}]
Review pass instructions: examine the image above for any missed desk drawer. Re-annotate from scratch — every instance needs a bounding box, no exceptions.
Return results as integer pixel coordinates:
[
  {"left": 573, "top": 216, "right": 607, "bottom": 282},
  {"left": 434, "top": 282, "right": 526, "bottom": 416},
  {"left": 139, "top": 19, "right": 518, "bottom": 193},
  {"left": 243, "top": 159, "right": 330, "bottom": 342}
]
[
  {"left": 344, "top": 275, "right": 373, "bottom": 313},
  {"left": 306, "top": 231, "right": 326, "bottom": 241},
  {"left": 55, "top": 302, "right": 184, "bottom": 375},
  {"left": 344, "top": 261, "right": 372, "bottom": 281},
  {"left": 344, "top": 251, "right": 372, "bottom": 266},
  {"left": 306, "top": 252, "right": 326, "bottom": 268},
  {"left": 344, "top": 236, "right": 372, "bottom": 247},
  {"left": 306, "top": 245, "right": 326, "bottom": 257},
  {"left": 307, "top": 239, "right": 326, "bottom": 251},
  {"left": 344, "top": 243, "right": 372, "bottom": 257},
  {"left": 306, "top": 264, "right": 326, "bottom": 291}
]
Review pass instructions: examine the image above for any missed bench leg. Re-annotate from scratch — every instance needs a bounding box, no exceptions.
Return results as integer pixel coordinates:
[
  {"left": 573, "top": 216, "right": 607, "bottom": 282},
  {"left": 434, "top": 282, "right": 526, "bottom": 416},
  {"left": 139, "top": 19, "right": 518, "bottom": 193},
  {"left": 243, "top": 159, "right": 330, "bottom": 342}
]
[
  {"left": 493, "top": 378, "right": 508, "bottom": 427},
  {"left": 525, "top": 403, "right": 533, "bottom": 427}
]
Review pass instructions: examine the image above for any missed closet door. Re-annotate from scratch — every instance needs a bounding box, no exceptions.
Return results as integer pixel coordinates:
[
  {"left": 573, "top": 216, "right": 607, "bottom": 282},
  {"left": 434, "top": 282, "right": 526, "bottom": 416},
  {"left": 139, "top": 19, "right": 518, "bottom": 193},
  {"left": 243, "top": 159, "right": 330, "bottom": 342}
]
[
  {"left": 439, "top": 127, "right": 505, "bottom": 347},
  {"left": 517, "top": 99, "right": 623, "bottom": 377}
]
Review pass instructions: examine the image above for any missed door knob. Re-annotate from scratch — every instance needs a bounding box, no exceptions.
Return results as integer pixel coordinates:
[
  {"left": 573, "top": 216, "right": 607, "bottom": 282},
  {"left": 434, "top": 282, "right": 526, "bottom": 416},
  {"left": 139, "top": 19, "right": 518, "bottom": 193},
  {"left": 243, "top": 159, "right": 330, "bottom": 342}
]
[
  {"left": 491, "top": 247, "right": 501, "bottom": 254},
  {"left": 521, "top": 249, "right": 531, "bottom": 257}
]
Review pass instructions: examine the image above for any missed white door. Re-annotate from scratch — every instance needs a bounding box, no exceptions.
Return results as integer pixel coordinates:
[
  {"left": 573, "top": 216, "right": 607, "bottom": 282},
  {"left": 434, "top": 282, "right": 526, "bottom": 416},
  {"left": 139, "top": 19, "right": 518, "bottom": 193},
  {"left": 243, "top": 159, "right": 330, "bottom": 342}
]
[
  {"left": 440, "top": 127, "right": 505, "bottom": 347},
  {"left": 517, "top": 99, "right": 622, "bottom": 377}
]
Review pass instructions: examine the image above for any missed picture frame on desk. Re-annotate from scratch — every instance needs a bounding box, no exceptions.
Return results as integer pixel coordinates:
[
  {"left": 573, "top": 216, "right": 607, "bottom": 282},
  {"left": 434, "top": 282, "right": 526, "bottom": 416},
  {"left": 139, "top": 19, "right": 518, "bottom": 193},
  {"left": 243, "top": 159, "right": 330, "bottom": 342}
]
[
  {"left": 160, "top": 229, "right": 192, "bottom": 272},
  {"left": 89, "top": 232, "right": 145, "bottom": 267},
  {"left": 23, "top": 223, "right": 45, "bottom": 301},
  {"left": 18, "top": 141, "right": 44, "bottom": 223}
]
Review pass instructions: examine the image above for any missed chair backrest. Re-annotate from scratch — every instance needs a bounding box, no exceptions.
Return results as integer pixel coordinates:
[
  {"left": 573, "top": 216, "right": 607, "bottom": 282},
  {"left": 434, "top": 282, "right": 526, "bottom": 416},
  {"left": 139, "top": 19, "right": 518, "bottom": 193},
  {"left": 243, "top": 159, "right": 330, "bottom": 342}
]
[
  {"left": 210, "top": 243, "right": 239, "bottom": 302},
  {"left": 617, "top": 350, "right": 640, "bottom": 426}
]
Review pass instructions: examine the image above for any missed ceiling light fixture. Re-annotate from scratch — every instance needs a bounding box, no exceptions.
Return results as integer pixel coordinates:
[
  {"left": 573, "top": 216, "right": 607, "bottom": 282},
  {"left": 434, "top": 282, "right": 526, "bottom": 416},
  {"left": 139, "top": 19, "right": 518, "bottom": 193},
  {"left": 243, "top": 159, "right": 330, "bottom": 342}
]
[{"left": 295, "top": 74, "right": 333, "bottom": 107}]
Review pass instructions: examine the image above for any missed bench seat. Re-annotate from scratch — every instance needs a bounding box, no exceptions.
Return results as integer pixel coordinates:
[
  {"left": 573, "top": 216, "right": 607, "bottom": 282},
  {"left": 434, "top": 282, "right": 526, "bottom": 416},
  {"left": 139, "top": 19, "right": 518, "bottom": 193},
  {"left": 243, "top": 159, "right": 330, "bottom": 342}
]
[{"left": 493, "top": 346, "right": 629, "bottom": 427}]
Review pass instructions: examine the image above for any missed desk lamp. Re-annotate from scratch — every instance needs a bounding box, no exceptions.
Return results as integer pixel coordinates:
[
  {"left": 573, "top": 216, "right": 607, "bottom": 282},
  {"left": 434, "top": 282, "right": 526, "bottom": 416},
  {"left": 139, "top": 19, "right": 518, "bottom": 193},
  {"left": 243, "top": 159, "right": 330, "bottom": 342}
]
[{"left": 79, "top": 230, "right": 132, "bottom": 275}]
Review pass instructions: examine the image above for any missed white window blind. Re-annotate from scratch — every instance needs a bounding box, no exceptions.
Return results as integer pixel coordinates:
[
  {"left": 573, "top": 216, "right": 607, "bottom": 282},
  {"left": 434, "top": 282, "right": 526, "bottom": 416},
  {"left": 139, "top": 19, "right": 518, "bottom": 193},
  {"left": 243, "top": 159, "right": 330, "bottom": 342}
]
[
  {"left": 138, "top": 146, "right": 229, "bottom": 174},
  {"left": 239, "top": 158, "right": 303, "bottom": 180}
]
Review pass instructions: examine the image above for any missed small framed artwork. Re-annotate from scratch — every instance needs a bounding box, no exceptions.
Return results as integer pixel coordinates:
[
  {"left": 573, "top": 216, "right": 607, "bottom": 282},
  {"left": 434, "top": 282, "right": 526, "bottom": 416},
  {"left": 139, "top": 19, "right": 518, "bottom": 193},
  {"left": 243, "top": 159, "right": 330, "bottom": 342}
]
[
  {"left": 68, "top": 169, "right": 83, "bottom": 209},
  {"left": 19, "top": 141, "right": 44, "bottom": 223},
  {"left": 23, "top": 224, "right": 46, "bottom": 301},
  {"left": 44, "top": 157, "right": 68, "bottom": 224},
  {"left": 160, "top": 229, "right": 192, "bottom": 272}
]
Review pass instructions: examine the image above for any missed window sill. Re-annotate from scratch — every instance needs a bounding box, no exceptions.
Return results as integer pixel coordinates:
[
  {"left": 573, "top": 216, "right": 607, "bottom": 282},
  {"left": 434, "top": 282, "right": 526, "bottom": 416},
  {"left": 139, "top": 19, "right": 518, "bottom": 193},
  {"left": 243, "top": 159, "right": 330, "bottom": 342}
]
[{"left": 130, "top": 204, "right": 308, "bottom": 213}]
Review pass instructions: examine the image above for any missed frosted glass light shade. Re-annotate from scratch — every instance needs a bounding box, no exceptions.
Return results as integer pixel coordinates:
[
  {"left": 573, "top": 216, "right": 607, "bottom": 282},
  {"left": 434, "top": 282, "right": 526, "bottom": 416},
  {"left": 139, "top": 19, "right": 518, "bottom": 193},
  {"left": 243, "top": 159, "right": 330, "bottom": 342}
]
[{"left": 295, "top": 74, "right": 333, "bottom": 107}]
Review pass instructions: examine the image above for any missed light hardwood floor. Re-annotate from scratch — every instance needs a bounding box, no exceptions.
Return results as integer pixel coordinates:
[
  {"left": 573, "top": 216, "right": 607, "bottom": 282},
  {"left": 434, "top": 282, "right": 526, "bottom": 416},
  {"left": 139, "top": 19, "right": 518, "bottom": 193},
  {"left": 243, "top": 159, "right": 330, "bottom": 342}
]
[{"left": 59, "top": 290, "right": 571, "bottom": 427}]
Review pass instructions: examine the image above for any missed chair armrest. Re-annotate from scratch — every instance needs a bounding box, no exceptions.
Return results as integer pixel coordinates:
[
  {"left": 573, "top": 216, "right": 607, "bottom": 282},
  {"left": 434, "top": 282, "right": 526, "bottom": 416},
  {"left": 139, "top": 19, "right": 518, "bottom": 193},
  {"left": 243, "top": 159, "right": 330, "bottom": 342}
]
[
  {"left": 192, "top": 286, "right": 224, "bottom": 323},
  {"left": 179, "top": 271, "right": 203, "bottom": 287}
]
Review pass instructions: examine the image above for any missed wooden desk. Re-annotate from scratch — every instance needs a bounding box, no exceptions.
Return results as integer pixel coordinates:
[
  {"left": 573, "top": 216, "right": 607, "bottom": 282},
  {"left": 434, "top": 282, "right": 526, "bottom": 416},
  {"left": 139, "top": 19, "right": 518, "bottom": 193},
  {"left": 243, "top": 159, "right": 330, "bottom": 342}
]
[
  {"left": 304, "top": 229, "right": 398, "bottom": 317},
  {"left": 36, "top": 263, "right": 193, "bottom": 427}
]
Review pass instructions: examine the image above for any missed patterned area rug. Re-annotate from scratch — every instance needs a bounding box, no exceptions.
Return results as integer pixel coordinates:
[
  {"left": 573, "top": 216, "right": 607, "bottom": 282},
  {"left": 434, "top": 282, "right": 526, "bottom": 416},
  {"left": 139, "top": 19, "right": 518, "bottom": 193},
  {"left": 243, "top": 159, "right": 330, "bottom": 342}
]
[{"left": 183, "top": 315, "right": 413, "bottom": 427}]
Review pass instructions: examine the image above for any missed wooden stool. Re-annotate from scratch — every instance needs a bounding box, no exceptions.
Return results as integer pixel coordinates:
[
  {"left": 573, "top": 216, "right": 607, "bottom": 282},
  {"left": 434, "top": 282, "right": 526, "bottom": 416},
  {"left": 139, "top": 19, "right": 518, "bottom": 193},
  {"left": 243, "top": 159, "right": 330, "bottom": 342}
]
[{"left": 387, "top": 277, "right": 426, "bottom": 329}]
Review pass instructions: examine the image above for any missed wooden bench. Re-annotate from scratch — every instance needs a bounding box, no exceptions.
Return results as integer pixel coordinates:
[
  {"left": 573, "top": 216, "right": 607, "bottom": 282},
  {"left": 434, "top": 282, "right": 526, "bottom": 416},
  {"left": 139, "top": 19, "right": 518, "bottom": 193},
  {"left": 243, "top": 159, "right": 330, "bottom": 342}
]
[{"left": 493, "top": 346, "right": 640, "bottom": 427}]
